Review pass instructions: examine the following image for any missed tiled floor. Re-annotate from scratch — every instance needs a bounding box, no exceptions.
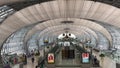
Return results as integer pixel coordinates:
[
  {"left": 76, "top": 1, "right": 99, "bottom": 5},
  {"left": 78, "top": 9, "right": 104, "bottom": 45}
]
[
  {"left": 12, "top": 64, "right": 19, "bottom": 68},
  {"left": 12, "top": 57, "right": 38, "bottom": 68},
  {"left": 12, "top": 47, "right": 116, "bottom": 68},
  {"left": 23, "top": 57, "right": 38, "bottom": 68},
  {"left": 55, "top": 48, "right": 81, "bottom": 66},
  {"left": 92, "top": 50, "right": 116, "bottom": 68},
  {"left": 45, "top": 47, "right": 82, "bottom": 68}
]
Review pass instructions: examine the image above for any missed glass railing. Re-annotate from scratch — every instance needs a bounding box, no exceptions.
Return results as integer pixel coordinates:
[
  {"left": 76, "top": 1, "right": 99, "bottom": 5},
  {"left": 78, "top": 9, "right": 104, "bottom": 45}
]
[{"left": 104, "top": 50, "right": 120, "bottom": 63}]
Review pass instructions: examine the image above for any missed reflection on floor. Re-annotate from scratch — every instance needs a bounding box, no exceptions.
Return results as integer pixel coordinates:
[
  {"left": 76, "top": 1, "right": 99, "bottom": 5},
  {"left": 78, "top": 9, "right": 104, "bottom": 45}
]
[
  {"left": 12, "top": 64, "right": 19, "bottom": 68},
  {"left": 12, "top": 46, "right": 105, "bottom": 68},
  {"left": 55, "top": 48, "right": 91, "bottom": 68},
  {"left": 55, "top": 48, "right": 81, "bottom": 66},
  {"left": 23, "top": 58, "right": 38, "bottom": 68},
  {"left": 12, "top": 57, "right": 38, "bottom": 68}
]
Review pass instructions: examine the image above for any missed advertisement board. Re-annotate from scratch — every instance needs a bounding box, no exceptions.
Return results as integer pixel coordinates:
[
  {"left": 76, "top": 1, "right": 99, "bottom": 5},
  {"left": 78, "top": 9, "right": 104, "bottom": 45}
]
[
  {"left": 82, "top": 53, "right": 89, "bottom": 63},
  {"left": 47, "top": 53, "right": 55, "bottom": 64}
]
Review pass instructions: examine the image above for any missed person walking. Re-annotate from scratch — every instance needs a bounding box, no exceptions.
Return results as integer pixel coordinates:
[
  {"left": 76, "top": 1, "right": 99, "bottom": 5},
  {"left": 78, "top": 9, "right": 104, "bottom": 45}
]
[
  {"left": 94, "top": 56, "right": 97, "bottom": 65},
  {"left": 24, "top": 55, "right": 27, "bottom": 65},
  {"left": 31, "top": 57, "right": 35, "bottom": 63}
]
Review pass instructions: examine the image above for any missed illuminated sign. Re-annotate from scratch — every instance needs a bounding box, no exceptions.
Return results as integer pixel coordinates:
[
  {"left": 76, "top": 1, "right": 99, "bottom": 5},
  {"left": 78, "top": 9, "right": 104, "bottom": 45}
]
[
  {"left": 47, "top": 53, "right": 54, "bottom": 64},
  {"left": 82, "top": 53, "right": 89, "bottom": 63}
]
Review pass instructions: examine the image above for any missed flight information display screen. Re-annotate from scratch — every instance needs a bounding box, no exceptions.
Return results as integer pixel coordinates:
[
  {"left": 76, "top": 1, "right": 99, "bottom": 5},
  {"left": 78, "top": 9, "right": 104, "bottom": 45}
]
[{"left": 82, "top": 53, "right": 90, "bottom": 63}]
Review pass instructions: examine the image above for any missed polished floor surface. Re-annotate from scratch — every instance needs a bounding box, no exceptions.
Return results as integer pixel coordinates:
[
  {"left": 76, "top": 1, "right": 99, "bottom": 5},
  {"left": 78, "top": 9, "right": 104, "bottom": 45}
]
[
  {"left": 12, "top": 57, "right": 38, "bottom": 68},
  {"left": 12, "top": 47, "right": 115, "bottom": 68}
]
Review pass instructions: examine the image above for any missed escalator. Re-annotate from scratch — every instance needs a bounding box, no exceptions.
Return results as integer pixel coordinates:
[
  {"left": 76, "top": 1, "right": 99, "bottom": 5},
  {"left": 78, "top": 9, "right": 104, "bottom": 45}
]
[
  {"left": 37, "top": 44, "right": 100, "bottom": 68},
  {"left": 55, "top": 45, "right": 81, "bottom": 68},
  {"left": 61, "top": 46, "right": 75, "bottom": 59},
  {"left": 36, "top": 45, "right": 61, "bottom": 68},
  {"left": 73, "top": 44, "right": 100, "bottom": 68}
]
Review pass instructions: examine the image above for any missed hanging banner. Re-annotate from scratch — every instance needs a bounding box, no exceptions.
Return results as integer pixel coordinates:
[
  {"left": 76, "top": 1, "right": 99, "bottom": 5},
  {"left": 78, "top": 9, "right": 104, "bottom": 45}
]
[
  {"left": 82, "top": 53, "right": 90, "bottom": 63},
  {"left": 47, "top": 53, "right": 55, "bottom": 64}
]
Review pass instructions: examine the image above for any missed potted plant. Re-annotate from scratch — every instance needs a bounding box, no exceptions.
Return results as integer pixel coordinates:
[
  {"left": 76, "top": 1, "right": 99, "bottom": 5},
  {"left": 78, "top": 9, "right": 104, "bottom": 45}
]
[
  {"left": 47, "top": 46, "right": 49, "bottom": 49},
  {"left": 99, "top": 53, "right": 105, "bottom": 57},
  {"left": 86, "top": 45, "right": 89, "bottom": 48},
  {"left": 99, "top": 53, "right": 105, "bottom": 68},
  {"left": 35, "top": 51, "right": 40, "bottom": 62},
  {"left": 35, "top": 51, "right": 40, "bottom": 56}
]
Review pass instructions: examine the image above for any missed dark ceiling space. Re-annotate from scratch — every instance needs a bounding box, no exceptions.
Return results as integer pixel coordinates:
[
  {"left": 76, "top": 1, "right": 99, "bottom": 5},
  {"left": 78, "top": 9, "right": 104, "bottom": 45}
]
[
  {"left": 4, "top": 0, "right": 120, "bottom": 11},
  {"left": 7, "top": 0, "right": 53, "bottom": 11}
]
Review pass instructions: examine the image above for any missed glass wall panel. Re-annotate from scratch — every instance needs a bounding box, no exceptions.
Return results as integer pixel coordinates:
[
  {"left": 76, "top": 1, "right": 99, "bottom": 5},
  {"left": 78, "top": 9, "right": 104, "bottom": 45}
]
[{"left": 0, "top": 5, "right": 15, "bottom": 23}]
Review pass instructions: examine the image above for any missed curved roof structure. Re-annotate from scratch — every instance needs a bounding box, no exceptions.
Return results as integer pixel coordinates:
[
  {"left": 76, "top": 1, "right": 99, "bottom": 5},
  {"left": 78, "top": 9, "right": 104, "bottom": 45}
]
[
  {"left": 0, "top": 0, "right": 120, "bottom": 11},
  {"left": 0, "top": 0, "right": 120, "bottom": 51},
  {"left": 1, "top": 0, "right": 120, "bottom": 49},
  {"left": 2, "top": 0, "right": 120, "bottom": 66},
  {"left": 24, "top": 18, "right": 110, "bottom": 43},
  {"left": 37, "top": 24, "right": 98, "bottom": 39}
]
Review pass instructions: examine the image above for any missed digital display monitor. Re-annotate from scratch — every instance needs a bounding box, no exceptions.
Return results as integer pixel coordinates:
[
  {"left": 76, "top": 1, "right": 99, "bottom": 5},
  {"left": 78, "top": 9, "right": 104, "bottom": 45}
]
[
  {"left": 47, "top": 53, "right": 55, "bottom": 64},
  {"left": 82, "top": 53, "right": 89, "bottom": 63}
]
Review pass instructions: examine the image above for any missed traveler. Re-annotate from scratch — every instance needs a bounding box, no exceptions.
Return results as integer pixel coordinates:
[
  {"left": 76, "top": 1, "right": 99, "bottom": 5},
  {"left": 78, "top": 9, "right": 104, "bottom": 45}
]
[
  {"left": 94, "top": 56, "right": 97, "bottom": 64},
  {"left": 31, "top": 57, "right": 35, "bottom": 63}
]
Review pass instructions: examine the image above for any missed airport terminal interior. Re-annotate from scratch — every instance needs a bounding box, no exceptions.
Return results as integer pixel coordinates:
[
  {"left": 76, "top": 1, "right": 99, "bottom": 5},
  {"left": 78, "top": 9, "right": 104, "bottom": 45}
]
[{"left": 1, "top": 0, "right": 120, "bottom": 68}]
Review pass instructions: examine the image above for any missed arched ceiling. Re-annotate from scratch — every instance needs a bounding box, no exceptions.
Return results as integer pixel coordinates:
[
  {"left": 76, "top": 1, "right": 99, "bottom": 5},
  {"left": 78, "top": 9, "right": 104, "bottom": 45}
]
[
  {"left": 1, "top": 0, "right": 120, "bottom": 10},
  {"left": 36, "top": 27, "right": 98, "bottom": 46},
  {"left": 28, "top": 28, "right": 97, "bottom": 44},
  {"left": 39, "top": 29, "right": 90, "bottom": 40},
  {"left": 24, "top": 18, "right": 110, "bottom": 43},
  {"left": 34, "top": 26, "right": 107, "bottom": 48},
  {"left": 37, "top": 24, "right": 98, "bottom": 40},
  {"left": 0, "top": 0, "right": 120, "bottom": 48},
  {"left": 45, "top": 30, "right": 92, "bottom": 39}
]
